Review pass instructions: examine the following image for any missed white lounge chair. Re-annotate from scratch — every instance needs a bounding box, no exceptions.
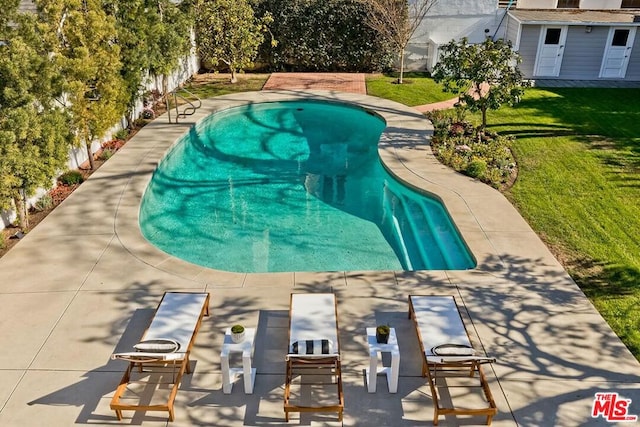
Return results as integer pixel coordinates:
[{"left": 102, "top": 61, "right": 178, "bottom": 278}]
[
  {"left": 284, "top": 293, "right": 343, "bottom": 421},
  {"left": 110, "top": 291, "right": 210, "bottom": 421},
  {"left": 408, "top": 295, "right": 497, "bottom": 425}
]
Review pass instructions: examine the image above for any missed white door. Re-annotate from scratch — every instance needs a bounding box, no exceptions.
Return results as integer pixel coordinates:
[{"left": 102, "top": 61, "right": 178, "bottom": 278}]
[
  {"left": 534, "top": 26, "right": 567, "bottom": 77},
  {"left": 600, "top": 27, "right": 636, "bottom": 78}
]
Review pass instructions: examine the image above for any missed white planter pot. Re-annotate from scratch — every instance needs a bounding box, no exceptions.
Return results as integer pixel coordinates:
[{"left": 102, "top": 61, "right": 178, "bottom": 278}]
[{"left": 231, "top": 330, "right": 245, "bottom": 343}]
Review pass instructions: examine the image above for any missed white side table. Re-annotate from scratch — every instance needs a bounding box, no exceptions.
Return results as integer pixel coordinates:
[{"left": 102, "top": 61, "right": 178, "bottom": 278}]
[
  {"left": 221, "top": 327, "right": 256, "bottom": 394},
  {"left": 365, "top": 327, "right": 400, "bottom": 393}
]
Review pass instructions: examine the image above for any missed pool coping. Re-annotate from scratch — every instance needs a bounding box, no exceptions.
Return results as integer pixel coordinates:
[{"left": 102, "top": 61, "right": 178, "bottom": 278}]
[{"left": 115, "top": 90, "right": 518, "bottom": 280}]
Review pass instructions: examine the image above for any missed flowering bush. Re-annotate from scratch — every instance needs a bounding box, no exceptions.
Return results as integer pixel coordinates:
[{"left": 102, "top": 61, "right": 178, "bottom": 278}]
[
  {"left": 49, "top": 184, "right": 75, "bottom": 205},
  {"left": 101, "top": 139, "right": 125, "bottom": 151},
  {"left": 426, "top": 109, "right": 516, "bottom": 189}
]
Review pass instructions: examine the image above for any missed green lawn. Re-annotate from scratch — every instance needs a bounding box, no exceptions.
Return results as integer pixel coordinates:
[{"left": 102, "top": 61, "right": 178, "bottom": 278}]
[
  {"left": 482, "top": 88, "right": 640, "bottom": 359},
  {"left": 184, "top": 73, "right": 269, "bottom": 98},
  {"left": 365, "top": 72, "right": 453, "bottom": 106}
]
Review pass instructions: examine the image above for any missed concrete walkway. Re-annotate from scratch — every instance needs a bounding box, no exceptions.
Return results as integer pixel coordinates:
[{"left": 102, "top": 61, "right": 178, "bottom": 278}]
[{"left": 0, "top": 85, "right": 639, "bottom": 426}]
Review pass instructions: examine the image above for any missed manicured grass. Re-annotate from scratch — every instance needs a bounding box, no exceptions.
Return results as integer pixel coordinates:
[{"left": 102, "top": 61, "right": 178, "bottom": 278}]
[
  {"left": 365, "top": 72, "right": 453, "bottom": 106},
  {"left": 478, "top": 88, "right": 640, "bottom": 359},
  {"left": 184, "top": 73, "right": 269, "bottom": 98}
]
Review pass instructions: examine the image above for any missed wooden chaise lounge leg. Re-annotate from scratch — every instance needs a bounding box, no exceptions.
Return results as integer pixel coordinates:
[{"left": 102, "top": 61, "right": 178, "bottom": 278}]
[{"left": 284, "top": 359, "right": 292, "bottom": 421}]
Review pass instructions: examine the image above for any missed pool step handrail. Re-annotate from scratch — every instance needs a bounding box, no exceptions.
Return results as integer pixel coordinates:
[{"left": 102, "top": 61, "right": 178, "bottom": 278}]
[{"left": 168, "top": 87, "right": 202, "bottom": 124}]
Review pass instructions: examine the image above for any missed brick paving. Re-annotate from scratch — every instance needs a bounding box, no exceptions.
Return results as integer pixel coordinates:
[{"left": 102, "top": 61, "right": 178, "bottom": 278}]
[{"left": 262, "top": 72, "right": 367, "bottom": 94}]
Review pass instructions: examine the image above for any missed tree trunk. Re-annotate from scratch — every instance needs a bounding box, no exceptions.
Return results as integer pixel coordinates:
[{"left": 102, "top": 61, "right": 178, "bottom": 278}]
[
  {"left": 481, "top": 107, "right": 487, "bottom": 131},
  {"left": 398, "top": 49, "right": 405, "bottom": 84},
  {"left": 163, "top": 75, "right": 171, "bottom": 124},
  {"left": 85, "top": 141, "right": 95, "bottom": 170},
  {"left": 230, "top": 69, "right": 238, "bottom": 84},
  {"left": 13, "top": 194, "right": 28, "bottom": 230}
]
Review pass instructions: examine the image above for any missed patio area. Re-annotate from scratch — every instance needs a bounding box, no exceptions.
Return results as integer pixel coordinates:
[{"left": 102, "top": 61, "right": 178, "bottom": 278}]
[{"left": 0, "top": 88, "right": 638, "bottom": 426}]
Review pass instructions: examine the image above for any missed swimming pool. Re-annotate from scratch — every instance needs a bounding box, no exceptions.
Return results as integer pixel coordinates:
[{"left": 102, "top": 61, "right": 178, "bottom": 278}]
[{"left": 139, "top": 100, "right": 475, "bottom": 272}]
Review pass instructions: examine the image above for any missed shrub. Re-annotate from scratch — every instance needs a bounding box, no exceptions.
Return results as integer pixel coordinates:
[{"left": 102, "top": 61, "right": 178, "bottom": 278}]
[
  {"left": 254, "top": 0, "right": 393, "bottom": 72},
  {"left": 466, "top": 159, "right": 487, "bottom": 179},
  {"left": 34, "top": 194, "right": 53, "bottom": 212},
  {"left": 58, "top": 170, "right": 84, "bottom": 186},
  {"left": 114, "top": 129, "right": 129, "bottom": 140},
  {"left": 102, "top": 139, "right": 124, "bottom": 151},
  {"left": 426, "top": 110, "right": 516, "bottom": 188},
  {"left": 99, "top": 149, "right": 115, "bottom": 161},
  {"left": 49, "top": 185, "right": 73, "bottom": 205}
]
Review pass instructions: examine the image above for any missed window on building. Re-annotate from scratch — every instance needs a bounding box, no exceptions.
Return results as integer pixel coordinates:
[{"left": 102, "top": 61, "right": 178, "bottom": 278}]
[
  {"left": 557, "top": 0, "right": 580, "bottom": 8},
  {"left": 612, "top": 29, "right": 630, "bottom": 46},
  {"left": 621, "top": 0, "right": 640, "bottom": 8},
  {"left": 545, "top": 28, "right": 562, "bottom": 44}
]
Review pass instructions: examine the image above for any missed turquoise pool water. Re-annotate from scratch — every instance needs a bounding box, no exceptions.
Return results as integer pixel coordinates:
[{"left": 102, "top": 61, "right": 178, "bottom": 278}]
[{"left": 140, "top": 100, "right": 475, "bottom": 272}]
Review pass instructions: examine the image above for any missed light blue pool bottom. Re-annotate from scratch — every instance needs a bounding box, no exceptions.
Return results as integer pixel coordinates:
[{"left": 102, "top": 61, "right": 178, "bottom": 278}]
[{"left": 140, "top": 100, "right": 475, "bottom": 272}]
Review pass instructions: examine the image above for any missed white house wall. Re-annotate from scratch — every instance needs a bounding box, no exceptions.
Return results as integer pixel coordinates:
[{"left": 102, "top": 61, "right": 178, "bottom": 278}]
[
  {"left": 428, "top": 0, "right": 497, "bottom": 15},
  {"left": 581, "top": 0, "right": 621, "bottom": 9},
  {"left": 407, "top": 0, "right": 503, "bottom": 70},
  {"left": 518, "top": 0, "right": 557, "bottom": 8},
  {"left": 518, "top": 0, "right": 623, "bottom": 8}
]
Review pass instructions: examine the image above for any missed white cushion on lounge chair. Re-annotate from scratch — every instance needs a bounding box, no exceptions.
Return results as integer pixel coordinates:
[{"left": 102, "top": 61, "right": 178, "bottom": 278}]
[
  {"left": 410, "top": 295, "right": 489, "bottom": 363},
  {"left": 112, "top": 292, "right": 209, "bottom": 360},
  {"left": 288, "top": 293, "right": 339, "bottom": 356},
  {"left": 289, "top": 294, "right": 340, "bottom": 356},
  {"left": 142, "top": 292, "right": 208, "bottom": 351}
]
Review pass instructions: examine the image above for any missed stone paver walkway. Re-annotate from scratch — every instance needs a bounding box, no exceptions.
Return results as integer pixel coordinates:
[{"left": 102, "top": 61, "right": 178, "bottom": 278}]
[{"left": 263, "top": 73, "right": 367, "bottom": 94}]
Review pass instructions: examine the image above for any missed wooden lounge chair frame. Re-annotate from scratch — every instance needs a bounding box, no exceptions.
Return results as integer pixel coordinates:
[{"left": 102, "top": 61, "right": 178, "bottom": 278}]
[
  {"left": 110, "top": 291, "right": 210, "bottom": 421},
  {"left": 408, "top": 295, "right": 497, "bottom": 426},
  {"left": 284, "top": 293, "right": 344, "bottom": 422}
]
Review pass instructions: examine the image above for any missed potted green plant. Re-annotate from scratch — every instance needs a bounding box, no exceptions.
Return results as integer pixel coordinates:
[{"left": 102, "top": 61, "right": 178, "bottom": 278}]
[
  {"left": 376, "top": 324, "right": 391, "bottom": 344},
  {"left": 231, "top": 324, "right": 245, "bottom": 343}
]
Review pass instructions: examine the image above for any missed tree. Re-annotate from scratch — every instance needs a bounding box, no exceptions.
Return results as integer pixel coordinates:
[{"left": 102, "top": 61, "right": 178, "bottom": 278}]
[
  {"left": 146, "top": 0, "right": 193, "bottom": 122},
  {"left": 37, "top": 0, "right": 127, "bottom": 170},
  {"left": 104, "top": 0, "right": 153, "bottom": 128},
  {"left": 431, "top": 37, "right": 528, "bottom": 130},
  {"left": 0, "top": 3, "right": 71, "bottom": 229},
  {"left": 194, "top": 0, "right": 274, "bottom": 83},
  {"left": 359, "top": 0, "right": 437, "bottom": 84},
  {"left": 104, "top": 0, "right": 193, "bottom": 126},
  {"left": 254, "top": 0, "right": 392, "bottom": 72}
]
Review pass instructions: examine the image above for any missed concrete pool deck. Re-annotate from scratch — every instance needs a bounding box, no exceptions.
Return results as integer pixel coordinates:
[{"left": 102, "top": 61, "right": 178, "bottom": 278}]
[{"left": 0, "top": 89, "right": 638, "bottom": 427}]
